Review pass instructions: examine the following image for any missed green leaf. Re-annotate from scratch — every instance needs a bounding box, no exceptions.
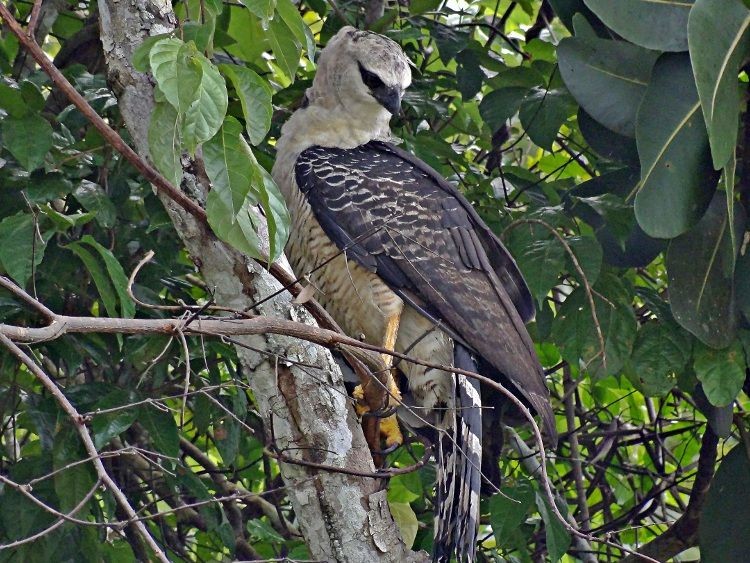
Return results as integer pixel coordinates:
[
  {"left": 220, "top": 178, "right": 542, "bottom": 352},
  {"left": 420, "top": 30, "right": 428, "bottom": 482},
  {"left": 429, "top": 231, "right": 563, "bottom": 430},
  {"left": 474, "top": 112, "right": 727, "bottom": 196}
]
[
  {"left": 634, "top": 53, "right": 718, "bottom": 239},
  {"left": 693, "top": 340, "right": 746, "bottom": 406},
  {"left": 181, "top": 50, "right": 228, "bottom": 154},
  {"left": 204, "top": 116, "right": 261, "bottom": 216},
  {"left": 219, "top": 64, "right": 273, "bottom": 145},
  {"left": 513, "top": 238, "right": 566, "bottom": 307},
  {"left": 478, "top": 87, "right": 529, "bottom": 131},
  {"left": 132, "top": 33, "right": 172, "bottom": 72},
  {"left": 240, "top": 0, "right": 275, "bottom": 22},
  {"left": 578, "top": 109, "right": 639, "bottom": 165},
  {"left": 551, "top": 273, "right": 638, "bottom": 378},
  {"left": 666, "top": 194, "right": 743, "bottom": 348},
  {"left": 275, "top": 0, "right": 315, "bottom": 59},
  {"left": 66, "top": 242, "right": 119, "bottom": 318},
  {"left": 247, "top": 518, "right": 285, "bottom": 543},
  {"left": 91, "top": 389, "right": 137, "bottom": 450},
  {"left": 489, "top": 479, "right": 535, "bottom": 546},
  {"left": 566, "top": 235, "right": 602, "bottom": 287},
  {"left": 518, "top": 87, "right": 577, "bottom": 150},
  {"left": 0, "top": 213, "right": 50, "bottom": 287},
  {"left": 175, "top": 43, "right": 205, "bottom": 115},
  {"left": 1, "top": 113, "right": 53, "bottom": 171},
  {"left": 148, "top": 102, "right": 183, "bottom": 187},
  {"left": 558, "top": 36, "right": 659, "bottom": 137},
  {"left": 699, "top": 445, "right": 750, "bottom": 561},
  {"left": 73, "top": 181, "right": 117, "bottom": 228},
  {"left": 53, "top": 425, "right": 95, "bottom": 514},
  {"left": 267, "top": 16, "right": 301, "bottom": 81},
  {"left": 207, "top": 191, "right": 265, "bottom": 260},
  {"left": 388, "top": 502, "right": 418, "bottom": 549},
  {"left": 79, "top": 235, "right": 136, "bottom": 319},
  {"left": 625, "top": 321, "right": 692, "bottom": 396},
  {"left": 584, "top": 0, "right": 693, "bottom": 51},
  {"left": 214, "top": 414, "right": 240, "bottom": 465},
  {"left": 535, "top": 492, "right": 571, "bottom": 562},
  {"left": 139, "top": 404, "right": 179, "bottom": 458},
  {"left": 689, "top": 0, "right": 750, "bottom": 169},
  {"left": 0, "top": 81, "right": 28, "bottom": 117},
  {"left": 256, "top": 165, "right": 290, "bottom": 263},
  {"left": 149, "top": 37, "right": 185, "bottom": 109}
]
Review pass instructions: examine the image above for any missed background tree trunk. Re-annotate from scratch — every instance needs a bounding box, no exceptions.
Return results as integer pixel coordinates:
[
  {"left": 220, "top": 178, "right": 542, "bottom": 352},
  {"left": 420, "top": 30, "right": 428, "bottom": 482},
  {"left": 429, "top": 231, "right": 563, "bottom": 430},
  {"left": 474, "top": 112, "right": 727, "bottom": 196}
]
[{"left": 96, "top": 1, "right": 424, "bottom": 560}]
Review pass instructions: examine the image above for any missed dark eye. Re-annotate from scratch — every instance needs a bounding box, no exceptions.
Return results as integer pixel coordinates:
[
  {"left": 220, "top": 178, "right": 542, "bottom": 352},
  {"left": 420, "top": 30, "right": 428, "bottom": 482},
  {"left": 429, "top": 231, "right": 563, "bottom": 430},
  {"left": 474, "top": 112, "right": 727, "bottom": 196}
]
[{"left": 358, "top": 62, "right": 385, "bottom": 90}]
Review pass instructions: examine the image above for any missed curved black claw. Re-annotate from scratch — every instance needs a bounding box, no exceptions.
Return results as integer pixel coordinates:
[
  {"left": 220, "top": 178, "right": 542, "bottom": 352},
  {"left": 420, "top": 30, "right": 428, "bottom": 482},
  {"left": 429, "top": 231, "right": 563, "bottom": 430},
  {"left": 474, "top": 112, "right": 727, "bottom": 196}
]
[{"left": 362, "top": 406, "right": 398, "bottom": 419}]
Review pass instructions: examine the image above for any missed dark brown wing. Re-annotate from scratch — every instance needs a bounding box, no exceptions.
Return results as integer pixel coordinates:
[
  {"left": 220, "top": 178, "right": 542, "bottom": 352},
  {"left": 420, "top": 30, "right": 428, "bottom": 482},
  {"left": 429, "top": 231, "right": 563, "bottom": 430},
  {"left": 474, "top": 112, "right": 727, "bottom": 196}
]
[{"left": 295, "top": 141, "right": 555, "bottom": 440}]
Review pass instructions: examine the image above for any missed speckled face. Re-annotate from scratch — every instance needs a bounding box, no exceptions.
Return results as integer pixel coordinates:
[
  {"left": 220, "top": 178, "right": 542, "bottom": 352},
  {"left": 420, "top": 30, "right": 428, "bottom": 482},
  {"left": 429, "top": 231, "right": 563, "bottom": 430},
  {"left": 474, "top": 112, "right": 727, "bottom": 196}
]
[{"left": 312, "top": 26, "right": 412, "bottom": 117}]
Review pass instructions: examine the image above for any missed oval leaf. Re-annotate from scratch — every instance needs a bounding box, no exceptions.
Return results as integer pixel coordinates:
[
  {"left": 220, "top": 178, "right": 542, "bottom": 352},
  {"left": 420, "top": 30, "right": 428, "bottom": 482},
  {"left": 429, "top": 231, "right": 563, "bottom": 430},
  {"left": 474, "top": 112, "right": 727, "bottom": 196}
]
[
  {"left": 584, "top": 0, "right": 694, "bottom": 51},
  {"left": 558, "top": 36, "right": 659, "bottom": 137},
  {"left": 666, "top": 194, "right": 744, "bottom": 348},
  {"left": 219, "top": 63, "right": 273, "bottom": 145},
  {"left": 688, "top": 0, "right": 750, "bottom": 169},
  {"left": 634, "top": 53, "right": 718, "bottom": 238}
]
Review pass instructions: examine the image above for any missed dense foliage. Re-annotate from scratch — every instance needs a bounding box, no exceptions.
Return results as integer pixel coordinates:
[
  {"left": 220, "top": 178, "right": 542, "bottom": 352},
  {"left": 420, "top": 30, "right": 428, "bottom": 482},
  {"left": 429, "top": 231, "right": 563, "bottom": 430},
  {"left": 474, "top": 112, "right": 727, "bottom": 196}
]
[{"left": 1, "top": 0, "right": 750, "bottom": 561}]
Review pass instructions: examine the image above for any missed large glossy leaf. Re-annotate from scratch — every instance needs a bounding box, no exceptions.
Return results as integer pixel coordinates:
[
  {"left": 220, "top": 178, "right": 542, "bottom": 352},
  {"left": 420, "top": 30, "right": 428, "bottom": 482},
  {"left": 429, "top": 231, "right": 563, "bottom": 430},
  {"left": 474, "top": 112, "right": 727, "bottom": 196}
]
[
  {"left": 206, "top": 192, "right": 265, "bottom": 261},
  {"left": 558, "top": 36, "right": 659, "bottom": 137},
  {"left": 569, "top": 168, "right": 665, "bottom": 267},
  {"left": 666, "top": 194, "right": 744, "bottom": 348},
  {"left": 634, "top": 53, "right": 718, "bottom": 238},
  {"left": 66, "top": 242, "right": 120, "bottom": 318},
  {"left": 73, "top": 181, "right": 117, "bottom": 228},
  {"left": 535, "top": 492, "right": 571, "bottom": 562},
  {"left": 699, "top": 445, "right": 750, "bottom": 562},
  {"left": 1, "top": 113, "right": 53, "bottom": 171},
  {"left": 688, "top": 0, "right": 750, "bottom": 169},
  {"left": 584, "top": 0, "right": 694, "bottom": 51},
  {"left": 219, "top": 64, "right": 273, "bottom": 145},
  {"left": 91, "top": 389, "right": 137, "bottom": 449},
  {"left": 578, "top": 109, "right": 639, "bottom": 165},
  {"left": 693, "top": 340, "right": 746, "bottom": 406}
]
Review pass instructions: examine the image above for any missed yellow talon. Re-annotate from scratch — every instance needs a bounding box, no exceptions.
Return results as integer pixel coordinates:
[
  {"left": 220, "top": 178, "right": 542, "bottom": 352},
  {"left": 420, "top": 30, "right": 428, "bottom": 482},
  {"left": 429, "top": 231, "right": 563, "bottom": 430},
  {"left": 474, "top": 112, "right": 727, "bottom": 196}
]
[{"left": 379, "top": 414, "right": 403, "bottom": 447}]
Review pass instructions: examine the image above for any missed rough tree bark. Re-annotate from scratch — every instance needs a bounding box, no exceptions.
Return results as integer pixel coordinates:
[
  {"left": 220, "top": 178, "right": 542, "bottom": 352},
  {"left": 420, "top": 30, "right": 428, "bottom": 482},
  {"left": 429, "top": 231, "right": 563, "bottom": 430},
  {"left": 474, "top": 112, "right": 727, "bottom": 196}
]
[{"left": 96, "top": 1, "right": 426, "bottom": 560}]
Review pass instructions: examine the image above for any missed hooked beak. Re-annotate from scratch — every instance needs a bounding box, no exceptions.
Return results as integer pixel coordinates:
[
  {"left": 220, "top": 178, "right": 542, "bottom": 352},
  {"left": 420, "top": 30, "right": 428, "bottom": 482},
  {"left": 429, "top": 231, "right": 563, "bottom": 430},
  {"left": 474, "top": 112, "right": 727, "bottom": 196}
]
[{"left": 374, "top": 86, "right": 402, "bottom": 116}]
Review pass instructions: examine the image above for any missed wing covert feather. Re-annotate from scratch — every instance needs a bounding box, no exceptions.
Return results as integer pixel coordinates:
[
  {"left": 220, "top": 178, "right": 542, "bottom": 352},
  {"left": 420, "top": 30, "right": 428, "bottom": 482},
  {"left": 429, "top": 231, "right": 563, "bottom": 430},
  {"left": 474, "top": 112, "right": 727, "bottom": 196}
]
[{"left": 295, "top": 141, "right": 554, "bottom": 439}]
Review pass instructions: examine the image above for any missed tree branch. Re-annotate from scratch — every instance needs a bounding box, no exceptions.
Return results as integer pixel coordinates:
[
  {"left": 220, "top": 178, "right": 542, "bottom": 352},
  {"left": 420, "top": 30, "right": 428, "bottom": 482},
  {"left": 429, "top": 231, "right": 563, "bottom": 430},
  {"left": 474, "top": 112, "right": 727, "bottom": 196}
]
[
  {"left": 620, "top": 426, "right": 719, "bottom": 563},
  {"left": 0, "top": 333, "right": 170, "bottom": 562}
]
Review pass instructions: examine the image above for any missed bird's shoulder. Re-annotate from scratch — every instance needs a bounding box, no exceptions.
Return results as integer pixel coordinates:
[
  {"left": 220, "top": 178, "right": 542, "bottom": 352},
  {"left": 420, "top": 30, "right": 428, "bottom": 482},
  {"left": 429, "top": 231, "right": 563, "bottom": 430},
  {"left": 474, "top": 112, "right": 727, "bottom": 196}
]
[{"left": 294, "top": 140, "right": 534, "bottom": 322}]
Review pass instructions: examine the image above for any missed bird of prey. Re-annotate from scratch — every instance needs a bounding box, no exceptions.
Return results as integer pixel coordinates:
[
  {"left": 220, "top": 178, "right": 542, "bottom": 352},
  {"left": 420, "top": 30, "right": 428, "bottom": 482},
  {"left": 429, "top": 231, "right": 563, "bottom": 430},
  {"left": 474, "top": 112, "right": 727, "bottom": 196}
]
[{"left": 272, "top": 26, "right": 556, "bottom": 562}]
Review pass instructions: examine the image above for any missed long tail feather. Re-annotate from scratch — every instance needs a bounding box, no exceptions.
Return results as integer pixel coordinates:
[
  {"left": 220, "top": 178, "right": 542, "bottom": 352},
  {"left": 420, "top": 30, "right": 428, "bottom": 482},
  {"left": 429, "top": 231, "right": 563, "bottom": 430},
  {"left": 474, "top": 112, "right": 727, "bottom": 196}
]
[{"left": 434, "top": 344, "right": 482, "bottom": 562}]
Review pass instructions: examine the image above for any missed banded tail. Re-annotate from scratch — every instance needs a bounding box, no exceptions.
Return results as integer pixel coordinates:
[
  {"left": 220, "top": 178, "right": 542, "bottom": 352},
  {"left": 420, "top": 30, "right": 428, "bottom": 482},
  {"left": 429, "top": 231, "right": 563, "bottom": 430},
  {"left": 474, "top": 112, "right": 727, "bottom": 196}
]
[{"left": 434, "top": 344, "right": 483, "bottom": 562}]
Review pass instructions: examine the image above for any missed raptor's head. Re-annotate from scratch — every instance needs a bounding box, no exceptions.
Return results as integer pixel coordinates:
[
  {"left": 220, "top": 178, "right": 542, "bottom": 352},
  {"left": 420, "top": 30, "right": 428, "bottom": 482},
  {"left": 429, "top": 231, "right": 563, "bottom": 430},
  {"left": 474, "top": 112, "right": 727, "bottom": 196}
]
[{"left": 309, "top": 26, "right": 412, "bottom": 119}]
